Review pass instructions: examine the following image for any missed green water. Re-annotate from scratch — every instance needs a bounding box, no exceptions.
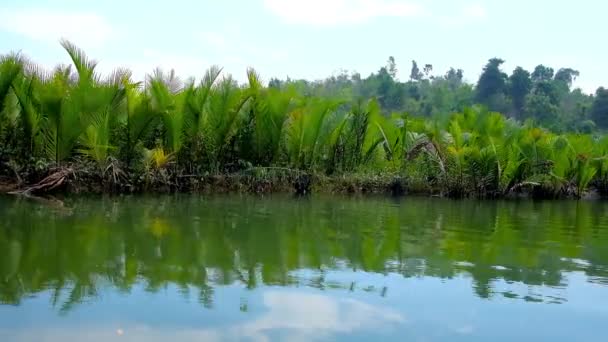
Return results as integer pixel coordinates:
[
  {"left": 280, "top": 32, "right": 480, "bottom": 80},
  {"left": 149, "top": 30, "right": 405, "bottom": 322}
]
[{"left": 0, "top": 195, "right": 607, "bottom": 341}]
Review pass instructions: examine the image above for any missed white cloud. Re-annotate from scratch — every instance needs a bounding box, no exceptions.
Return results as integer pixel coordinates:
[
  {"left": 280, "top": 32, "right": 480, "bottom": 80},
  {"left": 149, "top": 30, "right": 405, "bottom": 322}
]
[
  {"left": 0, "top": 8, "right": 113, "bottom": 49},
  {"left": 263, "top": 0, "right": 425, "bottom": 26},
  {"left": 1, "top": 291, "right": 406, "bottom": 342},
  {"left": 238, "top": 291, "right": 406, "bottom": 341}
]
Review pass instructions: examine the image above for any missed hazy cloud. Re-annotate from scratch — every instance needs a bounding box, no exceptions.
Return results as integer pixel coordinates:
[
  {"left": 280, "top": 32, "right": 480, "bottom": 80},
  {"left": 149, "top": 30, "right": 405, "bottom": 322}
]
[
  {"left": 195, "top": 30, "right": 289, "bottom": 74},
  {"left": 198, "top": 31, "right": 228, "bottom": 49},
  {"left": 263, "top": 0, "right": 425, "bottom": 26},
  {"left": 1, "top": 291, "right": 405, "bottom": 342},
  {"left": 0, "top": 8, "right": 113, "bottom": 49},
  {"left": 238, "top": 291, "right": 406, "bottom": 340},
  {"left": 462, "top": 3, "right": 487, "bottom": 19},
  {"left": 437, "top": 3, "right": 488, "bottom": 28}
]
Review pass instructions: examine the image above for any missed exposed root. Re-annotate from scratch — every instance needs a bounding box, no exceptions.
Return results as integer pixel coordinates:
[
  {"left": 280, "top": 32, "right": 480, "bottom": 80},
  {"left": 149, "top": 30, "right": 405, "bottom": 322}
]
[{"left": 9, "top": 167, "right": 74, "bottom": 196}]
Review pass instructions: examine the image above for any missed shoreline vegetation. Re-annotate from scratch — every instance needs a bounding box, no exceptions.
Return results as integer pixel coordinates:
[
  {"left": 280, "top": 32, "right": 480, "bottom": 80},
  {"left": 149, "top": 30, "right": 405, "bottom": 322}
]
[{"left": 2, "top": 41, "right": 608, "bottom": 200}]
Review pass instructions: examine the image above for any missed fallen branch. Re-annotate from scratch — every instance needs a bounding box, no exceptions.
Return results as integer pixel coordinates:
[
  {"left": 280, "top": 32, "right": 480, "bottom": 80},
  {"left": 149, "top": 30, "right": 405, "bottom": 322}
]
[
  {"left": 509, "top": 181, "right": 541, "bottom": 193},
  {"left": 9, "top": 167, "right": 74, "bottom": 196}
]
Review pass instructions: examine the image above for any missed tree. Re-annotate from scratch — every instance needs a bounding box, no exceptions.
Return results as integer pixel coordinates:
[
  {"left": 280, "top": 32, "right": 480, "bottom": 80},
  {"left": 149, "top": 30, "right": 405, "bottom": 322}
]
[
  {"left": 445, "top": 68, "right": 464, "bottom": 90},
  {"left": 387, "top": 56, "right": 397, "bottom": 80},
  {"left": 591, "top": 87, "right": 608, "bottom": 129},
  {"left": 508, "top": 67, "right": 532, "bottom": 118},
  {"left": 410, "top": 60, "right": 422, "bottom": 81},
  {"left": 423, "top": 64, "right": 433, "bottom": 78},
  {"left": 370, "top": 67, "right": 403, "bottom": 111},
  {"left": 476, "top": 58, "right": 508, "bottom": 109},
  {"left": 524, "top": 77, "right": 561, "bottom": 125},
  {"left": 531, "top": 65, "right": 554, "bottom": 83},
  {"left": 553, "top": 67, "right": 581, "bottom": 103},
  {"left": 524, "top": 93, "right": 559, "bottom": 126},
  {"left": 268, "top": 78, "right": 282, "bottom": 89},
  {"left": 522, "top": 65, "right": 564, "bottom": 125},
  {"left": 554, "top": 68, "right": 580, "bottom": 89},
  {"left": 533, "top": 80, "right": 560, "bottom": 105},
  {"left": 559, "top": 89, "right": 593, "bottom": 132}
]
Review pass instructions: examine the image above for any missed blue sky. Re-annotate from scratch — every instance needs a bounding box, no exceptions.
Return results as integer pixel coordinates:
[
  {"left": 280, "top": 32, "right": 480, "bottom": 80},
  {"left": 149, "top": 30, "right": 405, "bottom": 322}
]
[{"left": 0, "top": 0, "right": 605, "bottom": 93}]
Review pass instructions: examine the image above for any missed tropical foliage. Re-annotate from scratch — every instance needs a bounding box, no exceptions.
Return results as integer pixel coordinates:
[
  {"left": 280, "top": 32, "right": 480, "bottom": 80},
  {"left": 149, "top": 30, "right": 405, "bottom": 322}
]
[{"left": 1, "top": 43, "right": 608, "bottom": 197}]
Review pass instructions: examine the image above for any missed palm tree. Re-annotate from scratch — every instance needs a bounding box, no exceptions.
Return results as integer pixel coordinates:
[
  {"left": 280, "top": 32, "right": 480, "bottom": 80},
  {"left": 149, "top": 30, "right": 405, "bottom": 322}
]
[
  {"left": 33, "top": 40, "right": 126, "bottom": 165},
  {"left": 180, "top": 66, "right": 223, "bottom": 172},
  {"left": 0, "top": 53, "right": 23, "bottom": 114},
  {"left": 121, "top": 78, "right": 157, "bottom": 168},
  {"left": 148, "top": 68, "right": 184, "bottom": 155},
  {"left": 552, "top": 134, "right": 597, "bottom": 197},
  {"left": 285, "top": 98, "right": 339, "bottom": 170},
  {"left": 244, "top": 68, "right": 297, "bottom": 166},
  {"left": 78, "top": 69, "right": 129, "bottom": 169},
  {"left": 592, "top": 136, "right": 608, "bottom": 195},
  {"left": 203, "top": 74, "right": 248, "bottom": 170}
]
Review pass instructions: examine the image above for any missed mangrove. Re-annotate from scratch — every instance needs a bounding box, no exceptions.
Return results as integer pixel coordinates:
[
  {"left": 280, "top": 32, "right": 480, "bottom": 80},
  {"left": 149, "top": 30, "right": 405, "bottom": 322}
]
[{"left": 1, "top": 41, "right": 608, "bottom": 198}]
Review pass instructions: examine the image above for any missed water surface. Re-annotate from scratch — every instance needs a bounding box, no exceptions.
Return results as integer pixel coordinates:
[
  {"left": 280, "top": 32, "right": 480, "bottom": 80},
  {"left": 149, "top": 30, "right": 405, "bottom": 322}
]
[{"left": 1, "top": 195, "right": 607, "bottom": 341}]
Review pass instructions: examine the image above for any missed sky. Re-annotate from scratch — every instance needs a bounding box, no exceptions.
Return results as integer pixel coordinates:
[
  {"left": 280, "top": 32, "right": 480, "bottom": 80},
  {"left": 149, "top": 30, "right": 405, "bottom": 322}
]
[{"left": 0, "top": 0, "right": 606, "bottom": 93}]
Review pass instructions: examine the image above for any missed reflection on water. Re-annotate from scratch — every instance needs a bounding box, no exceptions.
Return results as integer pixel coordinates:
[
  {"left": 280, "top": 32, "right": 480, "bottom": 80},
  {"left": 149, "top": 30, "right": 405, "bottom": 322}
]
[
  {"left": 1, "top": 290, "right": 404, "bottom": 342},
  {"left": 239, "top": 291, "right": 404, "bottom": 341},
  {"left": 0, "top": 195, "right": 607, "bottom": 341}
]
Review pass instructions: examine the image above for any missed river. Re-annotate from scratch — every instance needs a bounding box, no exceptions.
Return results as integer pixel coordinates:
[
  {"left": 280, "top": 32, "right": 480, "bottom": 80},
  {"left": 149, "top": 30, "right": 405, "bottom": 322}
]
[{"left": 1, "top": 195, "right": 607, "bottom": 341}]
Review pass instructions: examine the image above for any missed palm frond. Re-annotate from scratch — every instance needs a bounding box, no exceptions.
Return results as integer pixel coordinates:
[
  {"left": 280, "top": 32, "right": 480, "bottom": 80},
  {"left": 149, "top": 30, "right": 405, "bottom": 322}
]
[{"left": 60, "top": 39, "right": 98, "bottom": 84}]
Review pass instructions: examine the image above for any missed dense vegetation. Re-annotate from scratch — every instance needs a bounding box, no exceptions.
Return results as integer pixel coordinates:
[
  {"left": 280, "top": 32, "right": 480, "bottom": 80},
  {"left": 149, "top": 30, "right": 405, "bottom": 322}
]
[
  {"left": 274, "top": 57, "right": 607, "bottom": 133},
  {"left": 2, "top": 41, "right": 608, "bottom": 197}
]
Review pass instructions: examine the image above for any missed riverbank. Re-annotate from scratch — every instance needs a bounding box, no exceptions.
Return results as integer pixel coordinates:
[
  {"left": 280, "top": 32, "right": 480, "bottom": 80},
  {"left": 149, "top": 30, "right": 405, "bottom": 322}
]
[
  {"left": 1, "top": 166, "right": 604, "bottom": 200},
  {"left": 3, "top": 45, "right": 608, "bottom": 204},
  {"left": 0, "top": 169, "right": 412, "bottom": 196}
]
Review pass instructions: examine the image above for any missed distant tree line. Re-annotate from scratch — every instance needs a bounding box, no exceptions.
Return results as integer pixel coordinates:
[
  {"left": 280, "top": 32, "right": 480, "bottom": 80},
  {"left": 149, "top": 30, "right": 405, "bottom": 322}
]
[{"left": 269, "top": 57, "right": 608, "bottom": 133}]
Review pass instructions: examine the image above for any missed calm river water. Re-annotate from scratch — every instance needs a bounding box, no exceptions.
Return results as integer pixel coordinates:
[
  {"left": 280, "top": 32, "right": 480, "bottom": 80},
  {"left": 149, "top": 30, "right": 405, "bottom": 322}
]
[{"left": 0, "top": 195, "right": 607, "bottom": 341}]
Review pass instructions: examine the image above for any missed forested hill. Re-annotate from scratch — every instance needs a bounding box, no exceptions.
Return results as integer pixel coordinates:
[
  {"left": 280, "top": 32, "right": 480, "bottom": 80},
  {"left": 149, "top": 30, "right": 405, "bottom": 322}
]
[{"left": 268, "top": 57, "right": 608, "bottom": 133}]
